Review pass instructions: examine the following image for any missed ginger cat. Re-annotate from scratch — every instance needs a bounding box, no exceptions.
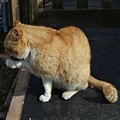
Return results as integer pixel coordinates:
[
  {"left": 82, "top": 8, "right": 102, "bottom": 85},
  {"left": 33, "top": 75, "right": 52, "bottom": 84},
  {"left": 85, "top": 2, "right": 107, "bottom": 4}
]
[{"left": 4, "top": 21, "right": 118, "bottom": 103}]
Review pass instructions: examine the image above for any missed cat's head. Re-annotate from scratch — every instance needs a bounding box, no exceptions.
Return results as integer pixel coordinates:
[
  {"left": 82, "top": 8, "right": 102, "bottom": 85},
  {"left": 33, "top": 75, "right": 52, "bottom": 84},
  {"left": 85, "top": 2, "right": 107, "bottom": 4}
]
[{"left": 4, "top": 20, "right": 30, "bottom": 60}]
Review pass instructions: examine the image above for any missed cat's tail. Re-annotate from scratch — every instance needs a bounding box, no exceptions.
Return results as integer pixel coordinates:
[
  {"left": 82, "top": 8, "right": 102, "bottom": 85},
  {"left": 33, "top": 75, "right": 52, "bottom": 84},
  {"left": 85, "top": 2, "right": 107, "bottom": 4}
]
[{"left": 88, "top": 75, "right": 118, "bottom": 103}]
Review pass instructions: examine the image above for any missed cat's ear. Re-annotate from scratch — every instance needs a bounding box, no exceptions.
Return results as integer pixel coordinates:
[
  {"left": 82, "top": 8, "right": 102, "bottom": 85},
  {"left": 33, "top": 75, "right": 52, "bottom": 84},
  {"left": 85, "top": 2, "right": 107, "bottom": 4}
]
[
  {"left": 15, "top": 20, "right": 21, "bottom": 26},
  {"left": 11, "top": 28, "right": 22, "bottom": 38}
]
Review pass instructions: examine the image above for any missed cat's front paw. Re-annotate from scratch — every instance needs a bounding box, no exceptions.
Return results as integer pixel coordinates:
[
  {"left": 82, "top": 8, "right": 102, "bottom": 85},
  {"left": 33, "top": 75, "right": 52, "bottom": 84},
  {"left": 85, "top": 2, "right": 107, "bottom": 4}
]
[
  {"left": 39, "top": 95, "right": 51, "bottom": 102},
  {"left": 5, "top": 58, "right": 22, "bottom": 69}
]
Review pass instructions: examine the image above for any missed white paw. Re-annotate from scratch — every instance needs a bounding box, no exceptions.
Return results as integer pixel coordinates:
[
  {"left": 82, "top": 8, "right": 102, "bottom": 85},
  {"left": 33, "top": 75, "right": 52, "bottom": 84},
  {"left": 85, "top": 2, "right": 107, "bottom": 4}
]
[
  {"left": 5, "top": 58, "right": 21, "bottom": 69},
  {"left": 5, "top": 58, "right": 17, "bottom": 68},
  {"left": 39, "top": 95, "right": 51, "bottom": 102},
  {"left": 62, "top": 92, "right": 72, "bottom": 100}
]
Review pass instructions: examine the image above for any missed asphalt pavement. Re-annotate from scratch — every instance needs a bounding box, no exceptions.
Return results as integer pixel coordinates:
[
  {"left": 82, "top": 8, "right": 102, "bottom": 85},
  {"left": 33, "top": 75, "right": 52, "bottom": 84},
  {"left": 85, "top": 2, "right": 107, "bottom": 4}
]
[
  {"left": 21, "top": 22, "right": 120, "bottom": 120},
  {"left": 21, "top": 1, "right": 120, "bottom": 120}
]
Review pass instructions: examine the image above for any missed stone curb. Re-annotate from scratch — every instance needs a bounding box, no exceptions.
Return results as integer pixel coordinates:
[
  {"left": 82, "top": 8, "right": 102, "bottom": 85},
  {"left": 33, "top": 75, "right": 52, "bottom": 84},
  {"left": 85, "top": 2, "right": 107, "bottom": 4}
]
[{"left": 5, "top": 69, "right": 30, "bottom": 120}]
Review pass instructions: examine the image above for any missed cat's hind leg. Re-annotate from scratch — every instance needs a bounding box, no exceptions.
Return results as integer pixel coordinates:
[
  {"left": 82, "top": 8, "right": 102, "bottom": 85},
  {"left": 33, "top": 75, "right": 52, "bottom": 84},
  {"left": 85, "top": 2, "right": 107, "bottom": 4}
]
[
  {"left": 62, "top": 90, "right": 78, "bottom": 100},
  {"left": 39, "top": 77, "right": 52, "bottom": 102},
  {"left": 62, "top": 80, "right": 88, "bottom": 100}
]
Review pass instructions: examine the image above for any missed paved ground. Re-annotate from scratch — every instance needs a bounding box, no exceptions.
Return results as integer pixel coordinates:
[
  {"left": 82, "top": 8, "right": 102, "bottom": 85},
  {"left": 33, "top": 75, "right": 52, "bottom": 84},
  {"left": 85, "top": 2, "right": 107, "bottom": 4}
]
[
  {"left": 21, "top": 28, "right": 120, "bottom": 120},
  {"left": 21, "top": 1, "right": 120, "bottom": 120},
  {"left": 21, "top": 9, "right": 120, "bottom": 120}
]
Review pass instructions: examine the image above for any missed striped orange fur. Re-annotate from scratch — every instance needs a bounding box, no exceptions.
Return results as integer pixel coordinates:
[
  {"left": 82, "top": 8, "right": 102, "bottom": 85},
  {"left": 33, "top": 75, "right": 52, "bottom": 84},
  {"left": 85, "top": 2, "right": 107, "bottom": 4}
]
[{"left": 4, "top": 21, "right": 118, "bottom": 103}]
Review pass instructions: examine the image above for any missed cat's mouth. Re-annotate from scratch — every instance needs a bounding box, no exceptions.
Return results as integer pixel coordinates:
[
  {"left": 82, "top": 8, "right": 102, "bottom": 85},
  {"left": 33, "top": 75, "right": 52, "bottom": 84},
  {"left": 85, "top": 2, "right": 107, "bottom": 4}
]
[
  {"left": 10, "top": 56, "right": 23, "bottom": 61},
  {"left": 5, "top": 50, "right": 24, "bottom": 61}
]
